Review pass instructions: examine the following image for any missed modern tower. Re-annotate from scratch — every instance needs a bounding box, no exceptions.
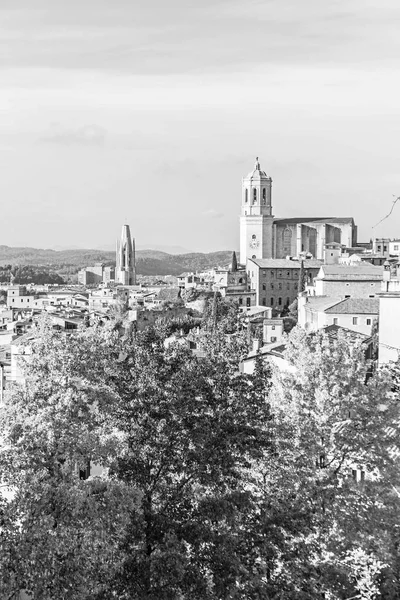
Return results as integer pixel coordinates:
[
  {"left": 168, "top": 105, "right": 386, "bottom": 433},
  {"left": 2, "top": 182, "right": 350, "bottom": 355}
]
[
  {"left": 239, "top": 158, "right": 273, "bottom": 264},
  {"left": 116, "top": 224, "right": 136, "bottom": 285}
]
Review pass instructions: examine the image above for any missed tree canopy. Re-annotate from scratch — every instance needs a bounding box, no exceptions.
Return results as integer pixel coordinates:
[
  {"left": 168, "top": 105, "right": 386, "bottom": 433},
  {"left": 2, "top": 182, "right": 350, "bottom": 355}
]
[{"left": 0, "top": 316, "right": 400, "bottom": 599}]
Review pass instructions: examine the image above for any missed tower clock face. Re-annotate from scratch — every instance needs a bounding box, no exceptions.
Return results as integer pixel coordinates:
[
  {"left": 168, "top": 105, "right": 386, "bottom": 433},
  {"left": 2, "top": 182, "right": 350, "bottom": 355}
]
[{"left": 249, "top": 238, "right": 260, "bottom": 249}]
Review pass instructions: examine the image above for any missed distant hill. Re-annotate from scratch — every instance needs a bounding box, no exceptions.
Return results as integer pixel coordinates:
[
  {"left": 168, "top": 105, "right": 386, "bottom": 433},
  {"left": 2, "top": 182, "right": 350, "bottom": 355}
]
[{"left": 0, "top": 246, "right": 234, "bottom": 277}]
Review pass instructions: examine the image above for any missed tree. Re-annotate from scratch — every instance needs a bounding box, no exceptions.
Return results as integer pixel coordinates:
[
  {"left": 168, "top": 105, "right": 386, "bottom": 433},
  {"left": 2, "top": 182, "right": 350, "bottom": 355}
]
[
  {"left": 0, "top": 314, "right": 276, "bottom": 599},
  {"left": 231, "top": 251, "right": 238, "bottom": 272},
  {"left": 0, "top": 321, "right": 134, "bottom": 599},
  {"left": 299, "top": 260, "right": 306, "bottom": 292},
  {"left": 268, "top": 326, "right": 400, "bottom": 598},
  {"left": 104, "top": 324, "right": 274, "bottom": 599}
]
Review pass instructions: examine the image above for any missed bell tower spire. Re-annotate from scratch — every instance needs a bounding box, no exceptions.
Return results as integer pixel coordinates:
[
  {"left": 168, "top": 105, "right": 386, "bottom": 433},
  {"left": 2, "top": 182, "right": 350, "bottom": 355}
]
[{"left": 239, "top": 157, "right": 274, "bottom": 264}]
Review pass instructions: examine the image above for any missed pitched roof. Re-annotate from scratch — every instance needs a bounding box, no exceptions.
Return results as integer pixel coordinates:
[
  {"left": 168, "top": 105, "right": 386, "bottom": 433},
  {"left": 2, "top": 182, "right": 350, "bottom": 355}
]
[
  {"left": 324, "top": 298, "right": 379, "bottom": 315},
  {"left": 322, "top": 324, "right": 372, "bottom": 343},
  {"left": 274, "top": 217, "right": 355, "bottom": 225},
  {"left": 305, "top": 296, "right": 343, "bottom": 312},
  {"left": 317, "top": 264, "right": 383, "bottom": 280},
  {"left": 249, "top": 258, "right": 323, "bottom": 269}
]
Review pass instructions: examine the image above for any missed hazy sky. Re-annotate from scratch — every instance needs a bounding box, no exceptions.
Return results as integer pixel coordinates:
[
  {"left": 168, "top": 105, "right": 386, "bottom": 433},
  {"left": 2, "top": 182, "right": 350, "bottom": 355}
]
[{"left": 1, "top": 0, "right": 400, "bottom": 252}]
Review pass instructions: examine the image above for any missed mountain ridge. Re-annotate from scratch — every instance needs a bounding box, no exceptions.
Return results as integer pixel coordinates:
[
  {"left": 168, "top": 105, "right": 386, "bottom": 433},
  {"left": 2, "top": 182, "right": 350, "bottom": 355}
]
[{"left": 0, "top": 246, "right": 235, "bottom": 277}]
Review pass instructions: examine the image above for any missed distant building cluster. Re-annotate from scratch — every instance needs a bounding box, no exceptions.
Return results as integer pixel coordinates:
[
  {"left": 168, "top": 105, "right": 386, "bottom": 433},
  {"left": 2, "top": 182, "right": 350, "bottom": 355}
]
[{"left": 2, "top": 157, "right": 400, "bottom": 399}]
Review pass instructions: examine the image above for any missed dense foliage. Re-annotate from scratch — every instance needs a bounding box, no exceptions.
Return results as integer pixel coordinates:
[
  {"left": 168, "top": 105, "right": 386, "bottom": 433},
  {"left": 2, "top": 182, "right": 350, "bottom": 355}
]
[
  {"left": 0, "top": 265, "right": 65, "bottom": 285},
  {"left": 0, "top": 309, "right": 399, "bottom": 599},
  {"left": 0, "top": 246, "right": 234, "bottom": 277}
]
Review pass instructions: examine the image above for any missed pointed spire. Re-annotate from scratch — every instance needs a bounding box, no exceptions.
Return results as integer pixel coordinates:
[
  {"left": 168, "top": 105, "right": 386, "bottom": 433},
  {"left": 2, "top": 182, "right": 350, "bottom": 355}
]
[{"left": 231, "top": 251, "right": 238, "bottom": 272}]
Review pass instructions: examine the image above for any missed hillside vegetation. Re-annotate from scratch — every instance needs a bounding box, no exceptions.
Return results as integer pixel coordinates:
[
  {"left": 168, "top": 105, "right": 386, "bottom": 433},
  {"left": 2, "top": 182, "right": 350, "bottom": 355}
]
[{"left": 0, "top": 246, "right": 233, "bottom": 278}]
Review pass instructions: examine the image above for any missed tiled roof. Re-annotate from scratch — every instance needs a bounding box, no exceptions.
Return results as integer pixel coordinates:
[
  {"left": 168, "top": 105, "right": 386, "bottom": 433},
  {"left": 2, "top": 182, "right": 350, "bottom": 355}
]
[
  {"left": 325, "top": 298, "right": 379, "bottom": 315},
  {"left": 274, "top": 217, "right": 354, "bottom": 225},
  {"left": 322, "top": 324, "right": 372, "bottom": 343},
  {"left": 305, "top": 296, "right": 342, "bottom": 312},
  {"left": 249, "top": 258, "right": 323, "bottom": 269},
  {"left": 317, "top": 264, "right": 383, "bottom": 280}
]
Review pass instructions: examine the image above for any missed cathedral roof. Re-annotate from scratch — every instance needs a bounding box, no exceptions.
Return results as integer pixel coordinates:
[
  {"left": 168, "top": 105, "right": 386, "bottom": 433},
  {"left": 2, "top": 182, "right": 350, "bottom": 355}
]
[
  {"left": 244, "top": 157, "right": 270, "bottom": 180},
  {"left": 274, "top": 217, "right": 355, "bottom": 226}
]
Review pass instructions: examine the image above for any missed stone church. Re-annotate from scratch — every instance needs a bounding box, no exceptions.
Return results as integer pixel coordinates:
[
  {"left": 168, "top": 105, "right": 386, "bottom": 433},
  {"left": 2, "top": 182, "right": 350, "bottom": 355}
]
[{"left": 239, "top": 158, "right": 357, "bottom": 265}]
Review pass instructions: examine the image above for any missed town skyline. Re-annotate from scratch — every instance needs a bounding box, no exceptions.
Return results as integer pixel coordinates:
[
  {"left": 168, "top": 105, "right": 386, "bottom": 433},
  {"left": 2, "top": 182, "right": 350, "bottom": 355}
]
[{"left": 2, "top": 0, "right": 400, "bottom": 251}]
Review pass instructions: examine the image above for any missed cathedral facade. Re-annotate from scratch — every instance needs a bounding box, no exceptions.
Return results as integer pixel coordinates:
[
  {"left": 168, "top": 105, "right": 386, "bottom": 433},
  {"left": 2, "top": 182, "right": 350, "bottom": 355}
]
[{"left": 239, "top": 159, "right": 357, "bottom": 265}]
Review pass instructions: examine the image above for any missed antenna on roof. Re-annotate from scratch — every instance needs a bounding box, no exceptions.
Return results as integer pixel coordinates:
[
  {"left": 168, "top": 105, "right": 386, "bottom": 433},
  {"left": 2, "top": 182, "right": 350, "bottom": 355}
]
[{"left": 372, "top": 194, "right": 400, "bottom": 229}]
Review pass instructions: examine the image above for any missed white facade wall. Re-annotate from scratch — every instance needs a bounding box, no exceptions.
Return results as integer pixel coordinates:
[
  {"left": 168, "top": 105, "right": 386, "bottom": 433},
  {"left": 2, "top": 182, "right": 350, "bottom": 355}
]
[
  {"left": 314, "top": 279, "right": 381, "bottom": 298},
  {"left": 325, "top": 313, "right": 376, "bottom": 336},
  {"left": 378, "top": 293, "right": 400, "bottom": 365}
]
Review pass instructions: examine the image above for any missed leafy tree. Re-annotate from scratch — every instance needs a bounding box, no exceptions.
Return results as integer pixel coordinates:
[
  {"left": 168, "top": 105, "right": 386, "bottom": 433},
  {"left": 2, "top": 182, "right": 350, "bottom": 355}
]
[
  {"left": 0, "top": 321, "right": 134, "bottom": 599},
  {"left": 298, "top": 260, "right": 306, "bottom": 292},
  {"left": 104, "top": 324, "right": 274, "bottom": 599},
  {"left": 268, "top": 326, "right": 400, "bottom": 598},
  {"left": 231, "top": 251, "right": 238, "bottom": 272}
]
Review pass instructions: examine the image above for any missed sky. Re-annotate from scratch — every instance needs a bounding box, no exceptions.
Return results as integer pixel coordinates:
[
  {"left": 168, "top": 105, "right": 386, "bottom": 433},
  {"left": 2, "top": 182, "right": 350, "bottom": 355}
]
[{"left": 1, "top": 0, "right": 400, "bottom": 252}]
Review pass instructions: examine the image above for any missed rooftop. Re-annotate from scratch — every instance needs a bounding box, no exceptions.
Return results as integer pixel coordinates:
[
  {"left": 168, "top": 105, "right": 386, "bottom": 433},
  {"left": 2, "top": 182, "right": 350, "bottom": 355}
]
[
  {"left": 316, "top": 264, "right": 383, "bottom": 280},
  {"left": 249, "top": 258, "right": 323, "bottom": 269},
  {"left": 304, "top": 296, "right": 343, "bottom": 312},
  {"left": 325, "top": 297, "right": 379, "bottom": 315},
  {"left": 244, "top": 157, "right": 271, "bottom": 180},
  {"left": 322, "top": 324, "right": 372, "bottom": 343},
  {"left": 274, "top": 217, "right": 355, "bottom": 225}
]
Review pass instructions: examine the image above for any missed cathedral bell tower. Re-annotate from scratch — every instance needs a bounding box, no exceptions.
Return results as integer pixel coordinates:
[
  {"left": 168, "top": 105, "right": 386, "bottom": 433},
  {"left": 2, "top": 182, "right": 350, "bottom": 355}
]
[{"left": 239, "top": 158, "right": 273, "bottom": 264}]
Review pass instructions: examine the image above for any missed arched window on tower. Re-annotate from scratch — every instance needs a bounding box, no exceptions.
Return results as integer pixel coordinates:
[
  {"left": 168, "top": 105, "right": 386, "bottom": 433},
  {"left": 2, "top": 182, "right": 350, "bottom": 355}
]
[
  {"left": 262, "top": 188, "right": 266, "bottom": 204},
  {"left": 245, "top": 189, "right": 248, "bottom": 203},
  {"left": 253, "top": 189, "right": 257, "bottom": 204},
  {"left": 282, "top": 228, "right": 292, "bottom": 256}
]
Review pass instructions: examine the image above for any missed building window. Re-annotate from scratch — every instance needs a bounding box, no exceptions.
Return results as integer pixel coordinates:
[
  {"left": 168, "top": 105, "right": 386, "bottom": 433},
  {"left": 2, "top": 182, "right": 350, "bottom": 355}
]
[
  {"left": 252, "top": 234, "right": 256, "bottom": 239},
  {"left": 352, "top": 317, "right": 358, "bottom": 325},
  {"left": 294, "top": 283, "right": 298, "bottom": 290},
  {"left": 262, "top": 284, "right": 266, "bottom": 291},
  {"left": 271, "top": 336, "right": 277, "bottom": 343},
  {"left": 377, "top": 245, "right": 381, "bottom": 252},
  {"left": 287, "top": 283, "right": 290, "bottom": 290},
  {"left": 270, "top": 297, "right": 274, "bottom": 305},
  {"left": 366, "top": 318, "right": 371, "bottom": 325},
  {"left": 283, "top": 228, "right": 292, "bottom": 255},
  {"left": 286, "top": 297, "right": 290, "bottom": 306},
  {"left": 286, "top": 271, "right": 290, "bottom": 277},
  {"left": 262, "top": 188, "right": 266, "bottom": 204},
  {"left": 272, "top": 325, "right": 275, "bottom": 330},
  {"left": 278, "top": 297, "right": 282, "bottom": 306},
  {"left": 239, "top": 298, "right": 243, "bottom": 305},
  {"left": 384, "top": 245, "right": 388, "bottom": 252},
  {"left": 278, "top": 271, "right": 282, "bottom": 278},
  {"left": 278, "top": 282, "right": 282, "bottom": 290},
  {"left": 252, "top": 255, "right": 256, "bottom": 259},
  {"left": 271, "top": 283, "right": 274, "bottom": 289},
  {"left": 333, "top": 318, "right": 338, "bottom": 325},
  {"left": 239, "top": 278, "right": 243, "bottom": 284},
  {"left": 262, "top": 298, "right": 266, "bottom": 305},
  {"left": 253, "top": 189, "right": 257, "bottom": 203},
  {"left": 270, "top": 271, "right": 275, "bottom": 277},
  {"left": 245, "top": 189, "right": 248, "bottom": 202},
  {"left": 345, "top": 295, "right": 350, "bottom": 298},
  {"left": 246, "top": 298, "right": 251, "bottom": 307},
  {"left": 262, "top": 271, "right": 266, "bottom": 277},
  {"left": 394, "top": 245, "right": 399, "bottom": 251}
]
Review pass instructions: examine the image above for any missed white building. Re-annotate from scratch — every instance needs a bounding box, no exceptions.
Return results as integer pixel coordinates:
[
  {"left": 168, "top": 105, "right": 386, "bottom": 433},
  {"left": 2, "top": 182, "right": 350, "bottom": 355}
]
[{"left": 298, "top": 295, "right": 379, "bottom": 336}]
